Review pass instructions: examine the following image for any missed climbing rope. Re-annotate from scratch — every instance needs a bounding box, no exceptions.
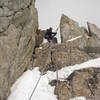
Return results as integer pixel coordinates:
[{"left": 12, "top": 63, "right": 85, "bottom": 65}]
[
  {"left": 56, "top": 69, "right": 60, "bottom": 100},
  {"left": 55, "top": 48, "right": 60, "bottom": 100},
  {"left": 28, "top": 44, "right": 51, "bottom": 100},
  {"left": 29, "top": 75, "right": 41, "bottom": 100},
  {"left": 29, "top": 41, "right": 60, "bottom": 100},
  {"left": 55, "top": 25, "right": 60, "bottom": 33}
]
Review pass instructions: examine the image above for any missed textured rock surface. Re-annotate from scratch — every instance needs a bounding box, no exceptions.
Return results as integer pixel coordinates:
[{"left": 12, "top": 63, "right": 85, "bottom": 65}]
[
  {"left": 33, "top": 43, "right": 90, "bottom": 71},
  {"left": 60, "top": 14, "right": 100, "bottom": 58},
  {"left": 87, "top": 22, "right": 100, "bottom": 39},
  {"left": 60, "top": 14, "right": 88, "bottom": 46},
  {"left": 53, "top": 68, "right": 100, "bottom": 100},
  {"left": 0, "top": 0, "right": 38, "bottom": 99},
  {"left": 33, "top": 43, "right": 52, "bottom": 71},
  {"left": 85, "top": 22, "right": 100, "bottom": 57},
  {"left": 35, "top": 29, "right": 45, "bottom": 48},
  {"left": 51, "top": 42, "right": 90, "bottom": 69}
]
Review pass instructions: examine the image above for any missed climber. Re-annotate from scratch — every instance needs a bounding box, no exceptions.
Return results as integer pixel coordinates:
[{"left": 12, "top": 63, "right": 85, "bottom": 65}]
[{"left": 45, "top": 27, "right": 57, "bottom": 43}]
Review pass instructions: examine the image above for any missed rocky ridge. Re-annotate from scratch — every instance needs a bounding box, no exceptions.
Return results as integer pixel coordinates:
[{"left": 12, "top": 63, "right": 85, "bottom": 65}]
[
  {"left": 34, "top": 14, "right": 100, "bottom": 71},
  {"left": 0, "top": 0, "right": 100, "bottom": 99},
  {"left": 0, "top": 0, "right": 38, "bottom": 99},
  {"left": 33, "top": 14, "right": 100, "bottom": 100}
]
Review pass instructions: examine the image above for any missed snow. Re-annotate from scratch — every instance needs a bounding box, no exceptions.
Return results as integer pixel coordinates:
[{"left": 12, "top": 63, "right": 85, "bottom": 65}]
[
  {"left": 43, "top": 38, "right": 48, "bottom": 43},
  {"left": 67, "top": 36, "right": 82, "bottom": 42},
  {"left": 8, "top": 68, "right": 57, "bottom": 100},
  {"left": 70, "top": 97, "right": 86, "bottom": 100},
  {"left": 39, "top": 46, "right": 43, "bottom": 49},
  {"left": 8, "top": 57, "right": 100, "bottom": 100}
]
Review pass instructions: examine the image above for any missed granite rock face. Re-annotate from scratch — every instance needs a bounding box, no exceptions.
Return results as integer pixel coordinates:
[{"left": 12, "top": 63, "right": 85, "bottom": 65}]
[
  {"left": 35, "top": 29, "right": 45, "bottom": 48},
  {"left": 87, "top": 22, "right": 100, "bottom": 39},
  {"left": 33, "top": 14, "right": 100, "bottom": 71},
  {"left": 0, "top": 0, "right": 38, "bottom": 99},
  {"left": 60, "top": 14, "right": 100, "bottom": 58},
  {"left": 86, "top": 22, "right": 100, "bottom": 58},
  {"left": 33, "top": 43, "right": 52, "bottom": 72},
  {"left": 51, "top": 42, "right": 90, "bottom": 69},
  {"left": 60, "top": 14, "right": 88, "bottom": 46},
  {"left": 53, "top": 68, "right": 100, "bottom": 100},
  {"left": 33, "top": 43, "right": 90, "bottom": 71}
]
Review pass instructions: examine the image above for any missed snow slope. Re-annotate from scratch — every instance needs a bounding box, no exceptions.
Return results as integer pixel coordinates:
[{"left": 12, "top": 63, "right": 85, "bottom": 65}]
[{"left": 8, "top": 57, "right": 100, "bottom": 100}]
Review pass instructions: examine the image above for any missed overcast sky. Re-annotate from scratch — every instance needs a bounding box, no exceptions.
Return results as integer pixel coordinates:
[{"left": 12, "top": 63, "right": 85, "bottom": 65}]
[{"left": 36, "top": 0, "right": 100, "bottom": 30}]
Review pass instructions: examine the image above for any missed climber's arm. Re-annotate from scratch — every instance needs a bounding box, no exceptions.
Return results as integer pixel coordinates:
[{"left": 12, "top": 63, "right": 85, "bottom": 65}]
[{"left": 52, "top": 32, "right": 57, "bottom": 37}]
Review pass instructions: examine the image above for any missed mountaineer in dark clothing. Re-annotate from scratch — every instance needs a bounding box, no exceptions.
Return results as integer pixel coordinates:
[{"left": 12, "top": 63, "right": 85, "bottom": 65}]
[{"left": 45, "top": 27, "right": 57, "bottom": 43}]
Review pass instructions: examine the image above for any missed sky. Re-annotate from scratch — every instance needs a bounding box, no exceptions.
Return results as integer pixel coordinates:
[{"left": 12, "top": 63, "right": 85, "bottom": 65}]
[{"left": 35, "top": 0, "right": 100, "bottom": 30}]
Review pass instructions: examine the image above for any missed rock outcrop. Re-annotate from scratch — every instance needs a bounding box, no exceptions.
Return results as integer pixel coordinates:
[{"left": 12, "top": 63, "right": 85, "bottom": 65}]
[
  {"left": 35, "top": 29, "right": 45, "bottom": 48},
  {"left": 33, "top": 15, "right": 100, "bottom": 71},
  {"left": 53, "top": 68, "right": 100, "bottom": 100},
  {"left": 60, "top": 14, "right": 100, "bottom": 58},
  {"left": 33, "top": 43, "right": 90, "bottom": 71},
  {"left": 33, "top": 43, "right": 52, "bottom": 71},
  {"left": 60, "top": 14, "right": 88, "bottom": 46},
  {"left": 87, "top": 22, "right": 100, "bottom": 39},
  {"left": 0, "top": 0, "right": 38, "bottom": 99},
  {"left": 86, "top": 22, "right": 100, "bottom": 58}
]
